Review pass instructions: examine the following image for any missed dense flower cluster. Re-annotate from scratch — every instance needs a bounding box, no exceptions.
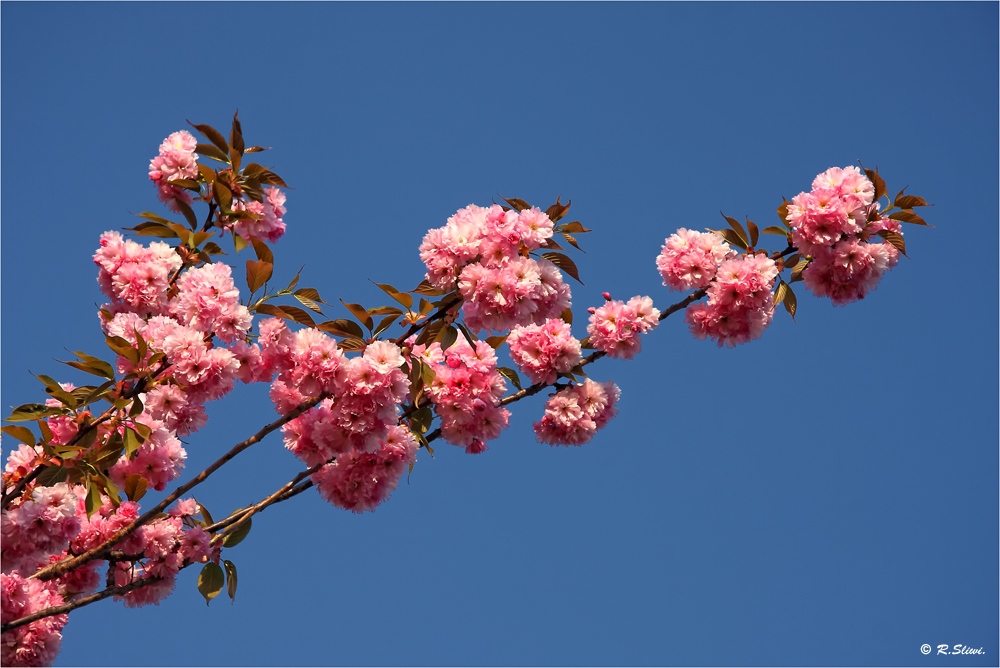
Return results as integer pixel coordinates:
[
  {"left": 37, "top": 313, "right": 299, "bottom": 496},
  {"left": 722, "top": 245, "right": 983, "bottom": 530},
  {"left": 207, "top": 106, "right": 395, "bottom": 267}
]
[
  {"left": 586, "top": 296, "right": 660, "bottom": 360},
  {"left": 230, "top": 186, "right": 288, "bottom": 243},
  {"left": 656, "top": 229, "right": 733, "bottom": 291},
  {"left": 173, "top": 263, "right": 252, "bottom": 343},
  {"left": 415, "top": 338, "right": 510, "bottom": 453},
  {"left": 685, "top": 253, "right": 779, "bottom": 347},
  {"left": 273, "top": 327, "right": 409, "bottom": 465},
  {"left": 94, "top": 231, "right": 182, "bottom": 316},
  {"left": 1, "top": 484, "right": 81, "bottom": 576},
  {"left": 533, "top": 379, "right": 620, "bottom": 446},
  {"left": 148, "top": 130, "right": 198, "bottom": 214},
  {"left": 788, "top": 166, "right": 900, "bottom": 306},
  {"left": 507, "top": 318, "right": 582, "bottom": 385},
  {"left": 311, "top": 426, "right": 418, "bottom": 513},
  {"left": 420, "top": 204, "right": 571, "bottom": 333},
  {"left": 1, "top": 572, "right": 67, "bottom": 667}
]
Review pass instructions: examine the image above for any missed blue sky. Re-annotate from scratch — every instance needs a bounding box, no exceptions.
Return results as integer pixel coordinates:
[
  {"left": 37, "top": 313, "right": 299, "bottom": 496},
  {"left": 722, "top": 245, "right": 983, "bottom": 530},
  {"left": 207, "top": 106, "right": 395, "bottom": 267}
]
[{"left": 2, "top": 2, "right": 997, "bottom": 666}]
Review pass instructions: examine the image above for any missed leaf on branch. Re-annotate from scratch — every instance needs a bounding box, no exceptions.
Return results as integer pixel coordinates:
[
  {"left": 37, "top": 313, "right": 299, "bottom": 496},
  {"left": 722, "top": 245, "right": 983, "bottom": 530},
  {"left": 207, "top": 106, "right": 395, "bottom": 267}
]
[
  {"left": 340, "top": 300, "right": 374, "bottom": 331},
  {"left": 188, "top": 121, "right": 230, "bottom": 156},
  {"left": 1, "top": 425, "right": 35, "bottom": 445},
  {"left": 254, "top": 303, "right": 291, "bottom": 322},
  {"left": 338, "top": 338, "right": 367, "bottom": 352},
  {"left": 203, "top": 242, "right": 227, "bottom": 256},
  {"left": 497, "top": 366, "right": 523, "bottom": 391},
  {"left": 790, "top": 259, "right": 809, "bottom": 283},
  {"left": 558, "top": 221, "right": 591, "bottom": 234},
  {"left": 561, "top": 232, "right": 584, "bottom": 252},
  {"left": 706, "top": 227, "right": 747, "bottom": 251},
  {"left": 294, "top": 288, "right": 326, "bottom": 304},
  {"left": 294, "top": 294, "right": 325, "bottom": 315},
  {"left": 746, "top": 218, "right": 759, "bottom": 247},
  {"left": 373, "top": 281, "right": 414, "bottom": 310},
  {"left": 773, "top": 282, "right": 788, "bottom": 307},
  {"left": 438, "top": 325, "right": 458, "bottom": 351},
  {"left": 373, "top": 314, "right": 400, "bottom": 337},
  {"left": 124, "top": 474, "right": 148, "bottom": 502},
  {"left": 229, "top": 110, "right": 245, "bottom": 172},
  {"left": 499, "top": 195, "right": 531, "bottom": 211},
  {"left": 316, "top": 319, "right": 365, "bottom": 339},
  {"left": 540, "top": 237, "right": 566, "bottom": 251},
  {"left": 894, "top": 194, "right": 932, "bottom": 209},
  {"left": 721, "top": 213, "right": 749, "bottom": 246},
  {"left": 195, "top": 143, "right": 230, "bottom": 164},
  {"left": 411, "top": 279, "right": 445, "bottom": 296},
  {"left": 861, "top": 164, "right": 888, "bottom": 202},
  {"left": 258, "top": 170, "right": 289, "bottom": 188},
  {"left": 124, "top": 222, "right": 178, "bottom": 239},
  {"left": 6, "top": 403, "right": 63, "bottom": 422},
  {"left": 579, "top": 336, "right": 595, "bottom": 350},
  {"left": 877, "top": 229, "right": 908, "bottom": 257},
  {"left": 250, "top": 237, "right": 274, "bottom": 265},
  {"left": 213, "top": 181, "right": 234, "bottom": 213},
  {"left": 243, "top": 146, "right": 271, "bottom": 153},
  {"left": 485, "top": 335, "right": 508, "bottom": 350},
  {"left": 198, "top": 562, "right": 225, "bottom": 606},
  {"left": 246, "top": 260, "right": 273, "bottom": 293},
  {"left": 540, "top": 252, "right": 584, "bottom": 284},
  {"left": 776, "top": 200, "right": 792, "bottom": 228},
  {"left": 224, "top": 560, "right": 238, "bottom": 604},
  {"left": 36, "top": 465, "right": 69, "bottom": 487},
  {"left": 275, "top": 305, "right": 316, "bottom": 328},
  {"left": 222, "top": 517, "right": 253, "bottom": 548},
  {"left": 761, "top": 226, "right": 790, "bottom": 237},
  {"left": 545, "top": 197, "right": 572, "bottom": 223},
  {"left": 560, "top": 308, "right": 573, "bottom": 325},
  {"left": 888, "top": 210, "right": 933, "bottom": 227},
  {"left": 783, "top": 284, "right": 798, "bottom": 322}
]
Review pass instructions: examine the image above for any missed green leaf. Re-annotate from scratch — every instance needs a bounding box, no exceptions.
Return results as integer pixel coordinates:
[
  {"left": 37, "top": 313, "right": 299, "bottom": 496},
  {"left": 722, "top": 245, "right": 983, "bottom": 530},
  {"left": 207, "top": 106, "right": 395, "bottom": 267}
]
[
  {"left": 233, "top": 233, "right": 249, "bottom": 254},
  {"left": 123, "top": 427, "right": 142, "bottom": 459},
  {"left": 250, "top": 237, "right": 274, "bottom": 264},
  {"left": 35, "top": 375, "right": 77, "bottom": 408},
  {"left": 72, "top": 352, "right": 115, "bottom": 379},
  {"left": 90, "top": 432, "right": 125, "bottom": 470},
  {"left": 85, "top": 482, "right": 102, "bottom": 518},
  {"left": 129, "top": 396, "right": 144, "bottom": 418},
  {"left": 789, "top": 259, "right": 809, "bottom": 283},
  {"left": 539, "top": 252, "right": 584, "bottom": 284},
  {"left": 438, "top": 325, "right": 458, "bottom": 351},
  {"left": 212, "top": 181, "right": 233, "bottom": 213},
  {"left": 175, "top": 198, "right": 199, "bottom": 230},
  {"left": 579, "top": 336, "right": 595, "bottom": 350},
  {"left": 6, "top": 403, "right": 61, "bottom": 422},
  {"left": 706, "top": 227, "right": 748, "bottom": 251},
  {"left": 1, "top": 425, "right": 35, "bottom": 445},
  {"left": 224, "top": 560, "right": 238, "bottom": 604},
  {"left": 132, "top": 422, "right": 152, "bottom": 441},
  {"left": 761, "top": 226, "right": 790, "bottom": 237},
  {"left": 197, "top": 562, "right": 226, "bottom": 606},
  {"left": 497, "top": 366, "right": 522, "bottom": 391},
  {"left": 36, "top": 465, "right": 69, "bottom": 487},
  {"left": 783, "top": 284, "right": 798, "bottom": 322},
  {"left": 222, "top": 517, "right": 252, "bottom": 548},
  {"left": 105, "top": 336, "right": 139, "bottom": 365},
  {"left": 203, "top": 242, "right": 227, "bottom": 256},
  {"left": 373, "top": 282, "right": 414, "bottom": 310},
  {"left": 409, "top": 406, "right": 433, "bottom": 434},
  {"left": 776, "top": 200, "right": 792, "bottom": 228},
  {"left": 773, "top": 282, "right": 788, "bottom": 307}
]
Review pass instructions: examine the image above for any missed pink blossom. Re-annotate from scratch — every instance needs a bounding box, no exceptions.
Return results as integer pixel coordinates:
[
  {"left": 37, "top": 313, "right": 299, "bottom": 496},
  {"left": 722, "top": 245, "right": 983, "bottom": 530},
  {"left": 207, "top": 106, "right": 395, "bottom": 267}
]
[
  {"left": 533, "top": 379, "right": 620, "bottom": 446},
  {"left": 656, "top": 229, "right": 733, "bottom": 291},
  {"left": 1, "top": 571, "right": 67, "bottom": 667},
  {"left": 586, "top": 295, "right": 660, "bottom": 359},
  {"left": 508, "top": 318, "right": 582, "bottom": 385}
]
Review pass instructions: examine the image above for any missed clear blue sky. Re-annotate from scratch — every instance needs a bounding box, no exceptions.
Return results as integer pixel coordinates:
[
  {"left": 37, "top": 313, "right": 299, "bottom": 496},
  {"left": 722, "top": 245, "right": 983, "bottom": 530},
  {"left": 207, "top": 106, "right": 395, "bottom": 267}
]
[{"left": 2, "top": 3, "right": 997, "bottom": 666}]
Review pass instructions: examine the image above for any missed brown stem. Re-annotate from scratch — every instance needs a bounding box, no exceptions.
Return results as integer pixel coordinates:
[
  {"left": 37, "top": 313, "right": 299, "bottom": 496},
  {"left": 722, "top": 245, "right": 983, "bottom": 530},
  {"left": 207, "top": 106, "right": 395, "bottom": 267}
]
[
  {"left": 1, "top": 575, "right": 166, "bottom": 634},
  {"left": 30, "top": 393, "right": 327, "bottom": 582}
]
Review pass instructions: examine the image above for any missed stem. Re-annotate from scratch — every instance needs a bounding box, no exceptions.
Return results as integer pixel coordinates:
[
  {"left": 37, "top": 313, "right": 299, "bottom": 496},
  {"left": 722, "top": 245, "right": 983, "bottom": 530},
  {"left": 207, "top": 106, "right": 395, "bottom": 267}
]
[
  {"left": 30, "top": 393, "right": 327, "bottom": 582},
  {"left": 392, "top": 297, "right": 461, "bottom": 346},
  {"left": 1, "top": 575, "right": 166, "bottom": 634}
]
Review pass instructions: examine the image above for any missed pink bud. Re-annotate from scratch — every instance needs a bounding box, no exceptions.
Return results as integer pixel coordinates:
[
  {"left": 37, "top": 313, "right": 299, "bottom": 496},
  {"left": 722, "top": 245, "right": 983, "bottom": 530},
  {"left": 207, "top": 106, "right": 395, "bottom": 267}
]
[
  {"left": 602, "top": 292, "right": 611, "bottom": 300},
  {"left": 588, "top": 307, "right": 596, "bottom": 314},
  {"left": 446, "top": 356, "right": 462, "bottom": 369},
  {"left": 507, "top": 232, "right": 520, "bottom": 245},
  {"left": 149, "top": 171, "right": 162, "bottom": 181}
]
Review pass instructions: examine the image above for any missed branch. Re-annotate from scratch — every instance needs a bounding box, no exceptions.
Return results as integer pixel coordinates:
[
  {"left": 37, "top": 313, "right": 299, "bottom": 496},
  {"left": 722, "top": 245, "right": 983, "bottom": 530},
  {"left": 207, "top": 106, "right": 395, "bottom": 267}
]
[
  {"left": 392, "top": 296, "right": 461, "bottom": 346},
  {"left": 1, "top": 575, "right": 166, "bottom": 634},
  {"left": 30, "top": 393, "right": 328, "bottom": 582}
]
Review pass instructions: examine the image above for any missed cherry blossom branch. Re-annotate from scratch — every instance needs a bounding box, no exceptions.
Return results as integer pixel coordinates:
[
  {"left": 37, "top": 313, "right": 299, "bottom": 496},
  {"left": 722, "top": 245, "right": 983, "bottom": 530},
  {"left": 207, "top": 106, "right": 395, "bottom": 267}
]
[
  {"left": 1, "top": 575, "right": 167, "bottom": 634},
  {"left": 30, "top": 393, "right": 328, "bottom": 582},
  {"left": 392, "top": 296, "right": 462, "bottom": 346},
  {"left": 2, "top": 360, "right": 172, "bottom": 510}
]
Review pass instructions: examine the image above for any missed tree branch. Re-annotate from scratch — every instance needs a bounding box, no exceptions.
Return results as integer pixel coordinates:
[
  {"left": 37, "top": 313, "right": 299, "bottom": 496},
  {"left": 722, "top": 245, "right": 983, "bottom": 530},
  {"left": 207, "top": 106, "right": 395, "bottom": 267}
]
[{"left": 30, "top": 393, "right": 328, "bottom": 582}]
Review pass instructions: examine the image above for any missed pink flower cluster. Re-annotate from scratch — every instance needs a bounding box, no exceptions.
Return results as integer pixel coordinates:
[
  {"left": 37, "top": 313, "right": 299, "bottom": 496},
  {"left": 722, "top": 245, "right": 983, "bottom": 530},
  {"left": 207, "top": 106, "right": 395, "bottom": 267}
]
[
  {"left": 586, "top": 296, "right": 660, "bottom": 360},
  {"left": 685, "top": 254, "right": 779, "bottom": 347},
  {"left": 109, "top": 418, "right": 187, "bottom": 492},
  {"left": 269, "top": 326, "right": 409, "bottom": 464},
  {"left": 656, "top": 229, "right": 733, "bottom": 291},
  {"left": 230, "top": 186, "right": 288, "bottom": 243},
  {"left": 1, "top": 571, "right": 67, "bottom": 667},
  {"left": 174, "top": 263, "right": 252, "bottom": 344},
  {"left": 419, "top": 204, "right": 571, "bottom": 333},
  {"left": 415, "top": 338, "right": 510, "bottom": 453},
  {"left": 94, "top": 231, "right": 182, "bottom": 316},
  {"left": 311, "top": 426, "right": 418, "bottom": 513},
  {"left": 1, "top": 484, "right": 81, "bottom": 576},
  {"left": 788, "top": 167, "right": 900, "bottom": 306},
  {"left": 533, "top": 379, "right": 620, "bottom": 446},
  {"left": 148, "top": 130, "right": 198, "bottom": 214},
  {"left": 112, "top": 515, "right": 211, "bottom": 608},
  {"left": 507, "top": 318, "right": 582, "bottom": 385}
]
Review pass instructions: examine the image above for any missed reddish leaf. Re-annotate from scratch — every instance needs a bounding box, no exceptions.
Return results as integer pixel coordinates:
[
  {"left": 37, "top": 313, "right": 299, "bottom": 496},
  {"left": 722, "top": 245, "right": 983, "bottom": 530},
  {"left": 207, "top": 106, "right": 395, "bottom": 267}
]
[{"left": 540, "top": 252, "right": 584, "bottom": 284}]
